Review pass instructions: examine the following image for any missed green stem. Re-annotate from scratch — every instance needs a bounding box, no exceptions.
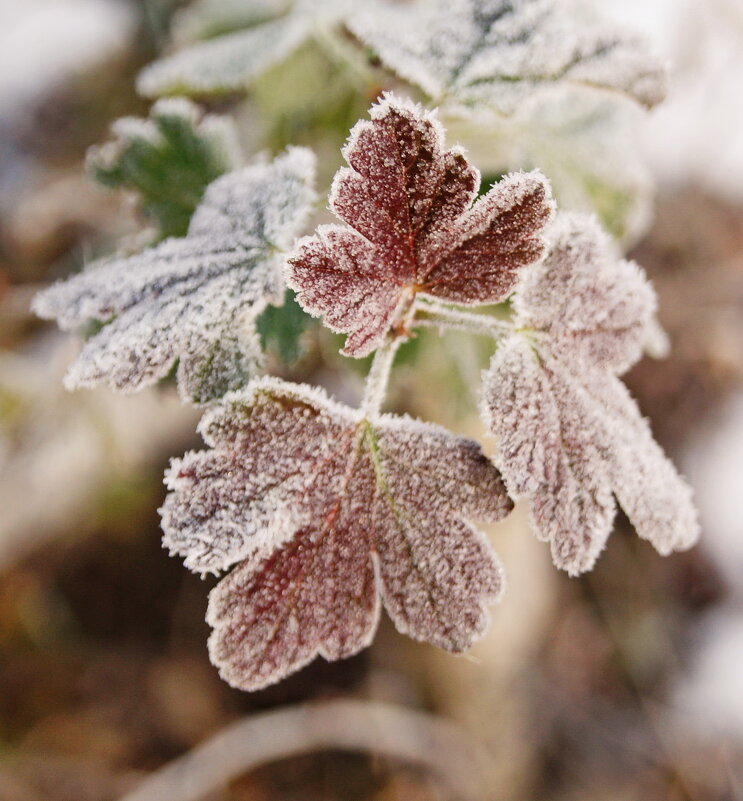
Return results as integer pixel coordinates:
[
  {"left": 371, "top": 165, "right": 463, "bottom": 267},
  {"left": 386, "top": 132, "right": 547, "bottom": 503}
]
[
  {"left": 361, "top": 337, "right": 401, "bottom": 417},
  {"left": 414, "top": 299, "right": 514, "bottom": 339}
]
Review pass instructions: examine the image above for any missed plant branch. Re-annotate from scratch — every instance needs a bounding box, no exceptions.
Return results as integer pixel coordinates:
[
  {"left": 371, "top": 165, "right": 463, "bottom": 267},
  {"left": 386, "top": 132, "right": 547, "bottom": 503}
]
[
  {"left": 361, "top": 336, "right": 401, "bottom": 417},
  {"left": 414, "top": 298, "right": 514, "bottom": 339},
  {"left": 117, "top": 699, "right": 488, "bottom": 801}
]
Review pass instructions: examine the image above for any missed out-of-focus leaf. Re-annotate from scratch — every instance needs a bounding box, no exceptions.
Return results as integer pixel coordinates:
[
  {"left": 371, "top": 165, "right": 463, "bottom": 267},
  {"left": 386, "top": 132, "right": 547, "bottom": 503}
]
[
  {"left": 87, "top": 98, "right": 242, "bottom": 238},
  {"left": 443, "top": 89, "right": 654, "bottom": 244},
  {"left": 138, "top": 0, "right": 356, "bottom": 98},
  {"left": 351, "top": 0, "right": 667, "bottom": 116},
  {"left": 172, "top": 0, "right": 290, "bottom": 44}
]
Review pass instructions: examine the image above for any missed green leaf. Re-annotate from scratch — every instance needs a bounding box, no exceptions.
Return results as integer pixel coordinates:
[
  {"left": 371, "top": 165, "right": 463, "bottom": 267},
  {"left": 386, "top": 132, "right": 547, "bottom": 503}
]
[
  {"left": 256, "top": 289, "right": 314, "bottom": 365},
  {"left": 87, "top": 98, "right": 242, "bottom": 238}
]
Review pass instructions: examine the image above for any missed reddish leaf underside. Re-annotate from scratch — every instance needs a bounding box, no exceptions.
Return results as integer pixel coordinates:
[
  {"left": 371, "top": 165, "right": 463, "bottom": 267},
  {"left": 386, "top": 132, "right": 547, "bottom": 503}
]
[
  {"left": 481, "top": 215, "right": 699, "bottom": 575},
  {"left": 287, "top": 93, "right": 555, "bottom": 357},
  {"left": 161, "top": 378, "right": 512, "bottom": 690}
]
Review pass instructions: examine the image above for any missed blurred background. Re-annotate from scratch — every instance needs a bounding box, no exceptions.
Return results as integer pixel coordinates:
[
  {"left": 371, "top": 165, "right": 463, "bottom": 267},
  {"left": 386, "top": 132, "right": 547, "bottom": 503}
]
[{"left": 1, "top": 1, "right": 743, "bottom": 799}]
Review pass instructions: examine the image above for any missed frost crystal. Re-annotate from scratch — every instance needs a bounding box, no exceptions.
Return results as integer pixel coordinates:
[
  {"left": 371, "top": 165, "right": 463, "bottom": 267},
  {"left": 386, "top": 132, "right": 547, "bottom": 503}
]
[
  {"left": 481, "top": 215, "right": 699, "bottom": 575},
  {"left": 350, "top": 0, "right": 667, "bottom": 116},
  {"left": 32, "top": 148, "right": 316, "bottom": 405},
  {"left": 288, "top": 94, "right": 554, "bottom": 357},
  {"left": 138, "top": 0, "right": 355, "bottom": 97},
  {"left": 161, "top": 377, "right": 511, "bottom": 690},
  {"left": 87, "top": 97, "right": 243, "bottom": 238}
]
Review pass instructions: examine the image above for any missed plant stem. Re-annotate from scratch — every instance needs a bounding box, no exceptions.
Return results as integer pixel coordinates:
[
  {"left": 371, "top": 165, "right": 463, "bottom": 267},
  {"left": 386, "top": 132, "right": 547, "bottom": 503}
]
[
  {"left": 414, "top": 299, "right": 514, "bottom": 339},
  {"left": 361, "top": 337, "right": 401, "bottom": 417},
  {"left": 311, "top": 25, "right": 377, "bottom": 88}
]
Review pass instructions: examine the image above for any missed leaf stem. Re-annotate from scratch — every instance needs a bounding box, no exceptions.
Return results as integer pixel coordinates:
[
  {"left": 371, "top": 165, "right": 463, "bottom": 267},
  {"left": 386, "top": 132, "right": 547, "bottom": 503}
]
[
  {"left": 311, "top": 25, "right": 377, "bottom": 88},
  {"left": 413, "top": 299, "right": 514, "bottom": 339},
  {"left": 361, "top": 337, "right": 401, "bottom": 417}
]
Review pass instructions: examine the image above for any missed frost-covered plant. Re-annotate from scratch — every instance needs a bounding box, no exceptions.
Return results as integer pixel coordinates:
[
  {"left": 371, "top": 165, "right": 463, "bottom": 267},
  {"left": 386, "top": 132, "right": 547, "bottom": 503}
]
[{"left": 34, "top": 0, "right": 698, "bottom": 692}]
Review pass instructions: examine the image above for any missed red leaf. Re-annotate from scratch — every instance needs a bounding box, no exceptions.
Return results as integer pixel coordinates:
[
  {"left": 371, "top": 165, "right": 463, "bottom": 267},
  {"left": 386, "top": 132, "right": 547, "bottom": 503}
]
[
  {"left": 288, "top": 94, "right": 555, "bottom": 357},
  {"left": 161, "top": 377, "right": 512, "bottom": 690}
]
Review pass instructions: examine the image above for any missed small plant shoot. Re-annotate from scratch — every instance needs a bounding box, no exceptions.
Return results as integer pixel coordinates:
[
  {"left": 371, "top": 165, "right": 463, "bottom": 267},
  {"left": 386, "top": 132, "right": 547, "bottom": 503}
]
[{"left": 35, "top": 0, "right": 699, "bottom": 692}]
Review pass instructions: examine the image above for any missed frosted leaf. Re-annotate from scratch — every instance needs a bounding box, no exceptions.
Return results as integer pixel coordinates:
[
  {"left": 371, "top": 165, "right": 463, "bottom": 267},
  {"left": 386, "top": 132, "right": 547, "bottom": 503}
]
[
  {"left": 87, "top": 98, "right": 242, "bottom": 238},
  {"left": 161, "top": 377, "right": 511, "bottom": 690},
  {"left": 513, "top": 214, "right": 655, "bottom": 375},
  {"left": 138, "top": 0, "right": 354, "bottom": 97},
  {"left": 442, "top": 87, "right": 655, "bottom": 245},
  {"left": 481, "top": 215, "right": 699, "bottom": 575},
  {"left": 350, "top": 0, "right": 667, "bottom": 116},
  {"left": 32, "top": 148, "right": 316, "bottom": 405},
  {"left": 287, "top": 94, "right": 554, "bottom": 357},
  {"left": 172, "top": 0, "right": 290, "bottom": 45}
]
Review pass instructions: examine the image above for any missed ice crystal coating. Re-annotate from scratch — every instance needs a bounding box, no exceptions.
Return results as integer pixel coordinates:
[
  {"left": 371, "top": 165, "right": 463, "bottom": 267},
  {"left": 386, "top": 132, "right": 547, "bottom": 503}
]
[
  {"left": 350, "top": 0, "right": 667, "bottom": 116},
  {"left": 87, "top": 98, "right": 243, "bottom": 238},
  {"left": 161, "top": 377, "right": 511, "bottom": 690},
  {"left": 287, "top": 94, "right": 554, "bottom": 357},
  {"left": 138, "top": 0, "right": 354, "bottom": 97},
  {"left": 481, "top": 215, "right": 699, "bottom": 575},
  {"left": 32, "top": 149, "right": 316, "bottom": 405}
]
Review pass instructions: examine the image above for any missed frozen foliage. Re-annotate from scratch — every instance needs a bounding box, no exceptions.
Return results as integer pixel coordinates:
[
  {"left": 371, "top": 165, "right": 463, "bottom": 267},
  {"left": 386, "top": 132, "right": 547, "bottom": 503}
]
[
  {"left": 161, "top": 377, "right": 511, "bottom": 690},
  {"left": 350, "top": 0, "right": 667, "bottom": 116},
  {"left": 172, "top": 0, "right": 289, "bottom": 45},
  {"left": 288, "top": 94, "right": 554, "bottom": 357},
  {"left": 138, "top": 0, "right": 354, "bottom": 97},
  {"left": 443, "top": 87, "right": 655, "bottom": 244},
  {"left": 32, "top": 149, "right": 316, "bottom": 405},
  {"left": 481, "top": 214, "right": 699, "bottom": 575},
  {"left": 87, "top": 98, "right": 243, "bottom": 238}
]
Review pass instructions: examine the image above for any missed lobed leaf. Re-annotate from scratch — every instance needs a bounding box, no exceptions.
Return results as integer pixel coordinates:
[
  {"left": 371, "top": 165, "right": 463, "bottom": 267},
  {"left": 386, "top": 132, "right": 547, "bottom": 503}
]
[
  {"left": 288, "top": 94, "right": 554, "bottom": 357},
  {"left": 33, "top": 148, "right": 316, "bottom": 405},
  {"left": 161, "top": 377, "right": 512, "bottom": 690},
  {"left": 138, "top": 0, "right": 354, "bottom": 98},
  {"left": 481, "top": 215, "right": 699, "bottom": 574},
  {"left": 87, "top": 98, "right": 243, "bottom": 238},
  {"left": 350, "top": 0, "right": 667, "bottom": 116}
]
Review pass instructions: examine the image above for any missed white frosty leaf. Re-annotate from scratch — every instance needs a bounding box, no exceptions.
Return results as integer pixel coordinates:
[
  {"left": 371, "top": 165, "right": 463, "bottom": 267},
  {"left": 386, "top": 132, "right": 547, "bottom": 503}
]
[
  {"left": 138, "top": 0, "right": 355, "bottom": 97},
  {"left": 481, "top": 214, "right": 699, "bottom": 575},
  {"left": 160, "top": 377, "right": 511, "bottom": 690},
  {"left": 32, "top": 148, "right": 316, "bottom": 405},
  {"left": 350, "top": 0, "right": 667, "bottom": 116},
  {"left": 172, "top": 0, "right": 290, "bottom": 45}
]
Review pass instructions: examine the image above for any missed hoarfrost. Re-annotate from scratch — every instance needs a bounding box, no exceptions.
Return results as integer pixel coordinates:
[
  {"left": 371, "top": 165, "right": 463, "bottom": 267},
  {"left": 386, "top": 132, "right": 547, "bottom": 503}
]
[
  {"left": 32, "top": 148, "right": 316, "bottom": 405},
  {"left": 161, "top": 376, "right": 512, "bottom": 690},
  {"left": 288, "top": 93, "right": 554, "bottom": 357},
  {"left": 351, "top": 0, "right": 667, "bottom": 116},
  {"left": 481, "top": 214, "right": 699, "bottom": 575},
  {"left": 138, "top": 0, "right": 355, "bottom": 97}
]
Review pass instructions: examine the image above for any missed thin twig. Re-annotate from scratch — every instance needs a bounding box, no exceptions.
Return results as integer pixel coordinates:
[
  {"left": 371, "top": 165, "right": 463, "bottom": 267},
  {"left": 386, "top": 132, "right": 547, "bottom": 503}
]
[
  {"left": 414, "top": 299, "right": 513, "bottom": 339},
  {"left": 117, "top": 699, "right": 489, "bottom": 801}
]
